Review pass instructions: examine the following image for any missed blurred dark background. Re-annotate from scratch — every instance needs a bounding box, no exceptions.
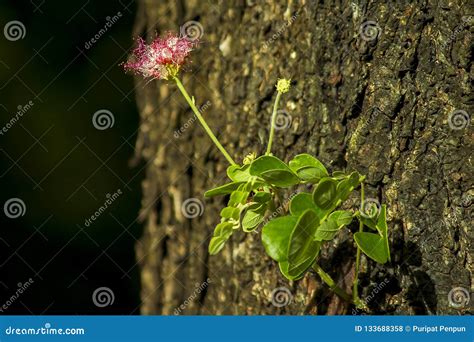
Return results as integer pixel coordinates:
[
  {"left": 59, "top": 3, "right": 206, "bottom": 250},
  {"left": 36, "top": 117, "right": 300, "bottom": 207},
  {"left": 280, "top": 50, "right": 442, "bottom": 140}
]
[{"left": 0, "top": 0, "right": 143, "bottom": 314}]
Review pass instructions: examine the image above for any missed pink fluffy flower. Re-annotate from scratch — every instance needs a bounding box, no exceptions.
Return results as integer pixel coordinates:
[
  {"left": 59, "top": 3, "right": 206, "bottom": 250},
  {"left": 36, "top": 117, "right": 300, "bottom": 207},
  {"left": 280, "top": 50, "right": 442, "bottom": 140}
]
[{"left": 123, "top": 33, "right": 196, "bottom": 80}]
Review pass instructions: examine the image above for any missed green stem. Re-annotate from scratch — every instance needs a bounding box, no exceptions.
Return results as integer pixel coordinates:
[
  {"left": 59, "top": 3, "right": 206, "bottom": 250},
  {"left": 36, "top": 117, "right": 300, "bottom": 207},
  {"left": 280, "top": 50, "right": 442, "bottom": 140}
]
[
  {"left": 265, "top": 92, "right": 282, "bottom": 155},
  {"left": 173, "top": 77, "right": 236, "bottom": 166},
  {"left": 353, "top": 181, "right": 365, "bottom": 303},
  {"left": 313, "top": 264, "right": 353, "bottom": 303}
]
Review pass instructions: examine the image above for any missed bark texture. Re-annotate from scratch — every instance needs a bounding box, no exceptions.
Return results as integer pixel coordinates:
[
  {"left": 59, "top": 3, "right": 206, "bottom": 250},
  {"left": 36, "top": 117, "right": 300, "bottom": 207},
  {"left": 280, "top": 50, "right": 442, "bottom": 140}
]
[{"left": 131, "top": 0, "right": 473, "bottom": 315}]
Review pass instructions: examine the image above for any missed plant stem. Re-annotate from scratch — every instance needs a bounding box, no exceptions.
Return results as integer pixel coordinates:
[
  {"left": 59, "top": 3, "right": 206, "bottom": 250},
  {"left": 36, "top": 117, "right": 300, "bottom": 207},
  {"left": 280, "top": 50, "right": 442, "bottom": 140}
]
[
  {"left": 353, "top": 181, "right": 365, "bottom": 304},
  {"left": 173, "top": 77, "right": 237, "bottom": 166},
  {"left": 265, "top": 92, "right": 282, "bottom": 155},
  {"left": 313, "top": 264, "right": 352, "bottom": 303}
]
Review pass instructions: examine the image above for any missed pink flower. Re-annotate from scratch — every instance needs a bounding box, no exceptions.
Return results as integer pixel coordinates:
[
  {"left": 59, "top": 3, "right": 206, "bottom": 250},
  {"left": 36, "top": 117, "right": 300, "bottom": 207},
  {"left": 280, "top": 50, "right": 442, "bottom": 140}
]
[{"left": 123, "top": 33, "right": 197, "bottom": 80}]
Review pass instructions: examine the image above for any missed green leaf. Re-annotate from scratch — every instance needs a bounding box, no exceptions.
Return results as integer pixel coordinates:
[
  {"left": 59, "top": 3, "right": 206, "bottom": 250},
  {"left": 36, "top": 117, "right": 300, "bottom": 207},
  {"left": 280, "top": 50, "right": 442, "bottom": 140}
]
[
  {"left": 354, "top": 232, "right": 388, "bottom": 264},
  {"left": 314, "top": 210, "right": 353, "bottom": 241},
  {"left": 287, "top": 209, "right": 321, "bottom": 277},
  {"left": 376, "top": 205, "right": 390, "bottom": 262},
  {"left": 332, "top": 171, "right": 347, "bottom": 180},
  {"left": 242, "top": 203, "right": 267, "bottom": 232},
  {"left": 209, "top": 236, "right": 226, "bottom": 255},
  {"left": 213, "top": 222, "right": 233, "bottom": 239},
  {"left": 335, "top": 171, "right": 364, "bottom": 204},
  {"left": 289, "top": 193, "right": 318, "bottom": 216},
  {"left": 279, "top": 261, "right": 306, "bottom": 281},
  {"left": 261, "top": 216, "right": 298, "bottom": 262},
  {"left": 289, "top": 154, "right": 328, "bottom": 182},
  {"left": 204, "top": 181, "right": 246, "bottom": 197},
  {"left": 358, "top": 214, "right": 378, "bottom": 231},
  {"left": 220, "top": 207, "right": 240, "bottom": 220},
  {"left": 312, "top": 178, "right": 338, "bottom": 210},
  {"left": 250, "top": 155, "right": 299, "bottom": 187},
  {"left": 228, "top": 190, "right": 249, "bottom": 206},
  {"left": 227, "top": 164, "right": 251, "bottom": 182},
  {"left": 208, "top": 222, "right": 234, "bottom": 255}
]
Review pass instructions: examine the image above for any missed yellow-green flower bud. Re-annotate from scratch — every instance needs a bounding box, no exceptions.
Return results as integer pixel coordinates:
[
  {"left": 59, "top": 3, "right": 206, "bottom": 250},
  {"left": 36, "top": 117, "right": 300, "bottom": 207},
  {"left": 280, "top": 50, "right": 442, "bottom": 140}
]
[
  {"left": 243, "top": 152, "right": 257, "bottom": 165},
  {"left": 276, "top": 78, "right": 291, "bottom": 93}
]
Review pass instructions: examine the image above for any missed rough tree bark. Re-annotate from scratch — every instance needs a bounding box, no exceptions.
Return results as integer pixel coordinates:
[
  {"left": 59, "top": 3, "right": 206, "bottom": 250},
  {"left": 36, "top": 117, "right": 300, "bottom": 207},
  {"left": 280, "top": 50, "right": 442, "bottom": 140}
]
[{"left": 130, "top": 0, "right": 473, "bottom": 315}]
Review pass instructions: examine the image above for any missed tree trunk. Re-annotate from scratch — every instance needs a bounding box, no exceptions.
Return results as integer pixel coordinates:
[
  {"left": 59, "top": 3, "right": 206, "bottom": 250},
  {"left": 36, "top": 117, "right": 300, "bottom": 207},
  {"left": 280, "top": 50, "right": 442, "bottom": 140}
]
[{"left": 130, "top": 0, "right": 473, "bottom": 315}]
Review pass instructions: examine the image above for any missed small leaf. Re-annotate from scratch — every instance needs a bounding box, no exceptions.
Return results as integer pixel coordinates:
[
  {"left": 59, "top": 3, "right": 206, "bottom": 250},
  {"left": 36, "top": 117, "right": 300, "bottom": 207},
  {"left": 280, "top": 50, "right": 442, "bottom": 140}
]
[
  {"left": 335, "top": 171, "right": 364, "bottom": 204},
  {"left": 358, "top": 214, "right": 378, "bottom": 231},
  {"left": 260, "top": 169, "right": 300, "bottom": 187},
  {"left": 209, "top": 236, "right": 226, "bottom": 255},
  {"left": 220, "top": 207, "right": 240, "bottom": 220},
  {"left": 228, "top": 190, "right": 249, "bottom": 206},
  {"left": 242, "top": 203, "right": 267, "bottom": 232},
  {"left": 314, "top": 210, "right": 353, "bottom": 241},
  {"left": 262, "top": 216, "right": 298, "bottom": 262},
  {"left": 227, "top": 164, "right": 251, "bottom": 182},
  {"left": 287, "top": 209, "right": 321, "bottom": 277},
  {"left": 332, "top": 171, "right": 347, "bottom": 180},
  {"left": 312, "top": 178, "right": 338, "bottom": 210},
  {"left": 204, "top": 181, "right": 246, "bottom": 197},
  {"left": 289, "top": 193, "right": 318, "bottom": 216},
  {"left": 250, "top": 155, "right": 299, "bottom": 187},
  {"left": 354, "top": 232, "right": 388, "bottom": 264},
  {"left": 289, "top": 154, "right": 328, "bottom": 182},
  {"left": 213, "top": 222, "right": 233, "bottom": 238}
]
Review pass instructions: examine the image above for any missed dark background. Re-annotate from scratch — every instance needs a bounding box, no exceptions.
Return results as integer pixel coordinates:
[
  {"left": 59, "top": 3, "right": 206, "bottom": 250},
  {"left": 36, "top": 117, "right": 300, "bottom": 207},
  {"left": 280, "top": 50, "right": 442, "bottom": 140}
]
[{"left": 0, "top": 0, "right": 143, "bottom": 314}]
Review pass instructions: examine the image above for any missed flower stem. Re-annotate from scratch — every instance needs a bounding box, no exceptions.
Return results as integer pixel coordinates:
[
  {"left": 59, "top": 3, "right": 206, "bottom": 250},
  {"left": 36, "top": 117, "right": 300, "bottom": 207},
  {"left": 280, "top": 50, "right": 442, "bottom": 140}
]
[
  {"left": 173, "top": 77, "right": 236, "bottom": 166},
  {"left": 265, "top": 91, "right": 282, "bottom": 155},
  {"left": 353, "top": 181, "right": 365, "bottom": 304},
  {"left": 313, "top": 264, "right": 352, "bottom": 303}
]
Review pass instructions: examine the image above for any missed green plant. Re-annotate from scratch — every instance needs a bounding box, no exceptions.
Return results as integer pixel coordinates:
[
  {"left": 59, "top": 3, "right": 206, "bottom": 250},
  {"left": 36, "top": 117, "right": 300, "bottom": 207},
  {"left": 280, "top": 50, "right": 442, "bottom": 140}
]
[
  {"left": 205, "top": 79, "right": 390, "bottom": 307},
  {"left": 123, "top": 34, "right": 390, "bottom": 308}
]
